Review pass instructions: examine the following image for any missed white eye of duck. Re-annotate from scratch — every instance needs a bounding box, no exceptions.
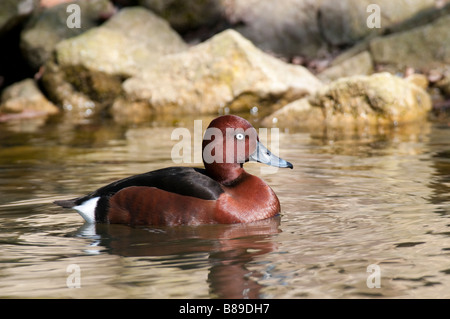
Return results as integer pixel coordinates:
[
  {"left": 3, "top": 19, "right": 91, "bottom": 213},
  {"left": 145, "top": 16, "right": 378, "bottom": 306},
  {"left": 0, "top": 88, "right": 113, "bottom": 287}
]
[{"left": 235, "top": 133, "right": 245, "bottom": 140}]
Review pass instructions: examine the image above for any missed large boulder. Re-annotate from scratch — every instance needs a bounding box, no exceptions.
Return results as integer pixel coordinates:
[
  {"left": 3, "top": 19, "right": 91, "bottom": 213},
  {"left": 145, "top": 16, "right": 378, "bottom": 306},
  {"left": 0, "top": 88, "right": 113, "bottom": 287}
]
[
  {"left": 319, "top": 0, "right": 435, "bottom": 47},
  {"left": 20, "top": 0, "right": 115, "bottom": 70},
  {"left": 116, "top": 29, "right": 322, "bottom": 122},
  {"left": 136, "top": 0, "right": 327, "bottom": 59},
  {"left": 54, "top": 6, "right": 187, "bottom": 77},
  {"left": 130, "top": 0, "right": 438, "bottom": 61},
  {"left": 226, "top": 0, "right": 326, "bottom": 59},
  {"left": 370, "top": 14, "right": 450, "bottom": 72},
  {"left": 222, "top": 0, "right": 435, "bottom": 59},
  {"left": 41, "top": 6, "right": 187, "bottom": 117},
  {"left": 263, "top": 72, "right": 432, "bottom": 128}
]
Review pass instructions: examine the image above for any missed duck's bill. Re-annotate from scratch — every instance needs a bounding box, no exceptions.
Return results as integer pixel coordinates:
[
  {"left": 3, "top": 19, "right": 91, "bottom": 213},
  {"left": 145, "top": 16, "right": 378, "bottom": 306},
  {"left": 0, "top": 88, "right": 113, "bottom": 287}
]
[{"left": 248, "top": 141, "right": 293, "bottom": 169}]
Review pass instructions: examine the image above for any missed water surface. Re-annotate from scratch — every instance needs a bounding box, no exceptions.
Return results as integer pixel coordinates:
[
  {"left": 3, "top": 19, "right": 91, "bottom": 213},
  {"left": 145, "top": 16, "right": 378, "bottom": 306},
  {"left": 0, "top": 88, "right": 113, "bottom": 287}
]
[{"left": 0, "top": 116, "right": 449, "bottom": 298}]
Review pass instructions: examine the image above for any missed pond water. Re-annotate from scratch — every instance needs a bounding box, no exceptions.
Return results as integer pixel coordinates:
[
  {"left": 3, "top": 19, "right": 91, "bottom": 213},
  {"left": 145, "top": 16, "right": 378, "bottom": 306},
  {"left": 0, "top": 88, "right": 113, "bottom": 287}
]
[{"left": 0, "top": 114, "right": 449, "bottom": 298}]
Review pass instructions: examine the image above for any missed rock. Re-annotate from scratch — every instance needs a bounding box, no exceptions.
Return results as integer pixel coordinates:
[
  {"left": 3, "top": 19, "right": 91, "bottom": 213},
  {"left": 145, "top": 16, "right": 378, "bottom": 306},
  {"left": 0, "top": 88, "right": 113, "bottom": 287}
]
[
  {"left": 223, "top": 0, "right": 437, "bottom": 60},
  {"left": 40, "top": 60, "right": 97, "bottom": 119},
  {"left": 263, "top": 72, "right": 432, "bottom": 128},
  {"left": 0, "top": 78, "right": 59, "bottom": 119},
  {"left": 110, "top": 98, "right": 152, "bottom": 124},
  {"left": 137, "top": 0, "right": 327, "bottom": 59},
  {"left": 317, "top": 51, "right": 373, "bottom": 82},
  {"left": 385, "top": 1, "right": 450, "bottom": 34},
  {"left": 319, "top": 0, "right": 435, "bottom": 47},
  {"left": 261, "top": 97, "right": 324, "bottom": 128},
  {"left": 117, "top": 29, "right": 322, "bottom": 122},
  {"left": 405, "top": 73, "right": 429, "bottom": 90},
  {"left": 42, "top": 6, "right": 187, "bottom": 117},
  {"left": 0, "top": 0, "right": 38, "bottom": 36},
  {"left": 132, "top": 0, "right": 442, "bottom": 61},
  {"left": 435, "top": 67, "right": 450, "bottom": 97},
  {"left": 54, "top": 6, "right": 187, "bottom": 77},
  {"left": 370, "top": 14, "right": 450, "bottom": 72},
  {"left": 138, "top": 0, "right": 224, "bottom": 34},
  {"left": 20, "top": 0, "right": 115, "bottom": 70},
  {"left": 226, "top": 0, "right": 326, "bottom": 59}
]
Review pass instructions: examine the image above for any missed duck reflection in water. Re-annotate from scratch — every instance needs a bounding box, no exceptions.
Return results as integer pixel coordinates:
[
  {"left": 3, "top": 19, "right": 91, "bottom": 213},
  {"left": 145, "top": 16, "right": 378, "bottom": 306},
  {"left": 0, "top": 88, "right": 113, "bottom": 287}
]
[{"left": 78, "top": 216, "right": 281, "bottom": 299}]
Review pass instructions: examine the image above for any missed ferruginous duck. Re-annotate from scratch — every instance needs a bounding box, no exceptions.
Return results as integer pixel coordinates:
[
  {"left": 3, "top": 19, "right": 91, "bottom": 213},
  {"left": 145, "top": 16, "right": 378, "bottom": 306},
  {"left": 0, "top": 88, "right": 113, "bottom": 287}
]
[{"left": 55, "top": 115, "right": 293, "bottom": 226}]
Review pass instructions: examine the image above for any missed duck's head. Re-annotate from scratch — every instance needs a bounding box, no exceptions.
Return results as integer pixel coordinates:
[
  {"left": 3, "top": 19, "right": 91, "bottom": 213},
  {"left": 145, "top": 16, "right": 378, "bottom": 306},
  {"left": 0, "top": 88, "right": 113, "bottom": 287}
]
[{"left": 202, "top": 115, "right": 293, "bottom": 184}]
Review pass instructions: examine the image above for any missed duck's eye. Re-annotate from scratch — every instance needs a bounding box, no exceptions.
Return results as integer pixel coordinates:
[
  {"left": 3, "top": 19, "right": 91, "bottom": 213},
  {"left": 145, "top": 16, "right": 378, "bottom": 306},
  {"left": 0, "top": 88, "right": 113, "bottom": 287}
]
[{"left": 235, "top": 133, "right": 245, "bottom": 140}]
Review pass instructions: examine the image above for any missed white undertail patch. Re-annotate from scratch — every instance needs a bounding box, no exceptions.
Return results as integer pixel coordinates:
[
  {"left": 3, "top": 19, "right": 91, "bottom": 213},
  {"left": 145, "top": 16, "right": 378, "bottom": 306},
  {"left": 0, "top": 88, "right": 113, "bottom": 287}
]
[{"left": 73, "top": 197, "right": 99, "bottom": 224}]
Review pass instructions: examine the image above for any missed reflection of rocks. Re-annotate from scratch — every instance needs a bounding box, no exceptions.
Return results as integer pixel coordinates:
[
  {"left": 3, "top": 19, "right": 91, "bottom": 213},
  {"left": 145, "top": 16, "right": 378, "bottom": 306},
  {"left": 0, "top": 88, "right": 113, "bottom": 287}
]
[
  {"left": 0, "top": 78, "right": 59, "bottom": 121},
  {"left": 20, "top": 0, "right": 115, "bottom": 70},
  {"left": 263, "top": 73, "right": 431, "bottom": 128},
  {"left": 118, "top": 29, "right": 321, "bottom": 122},
  {"left": 430, "top": 148, "right": 450, "bottom": 204}
]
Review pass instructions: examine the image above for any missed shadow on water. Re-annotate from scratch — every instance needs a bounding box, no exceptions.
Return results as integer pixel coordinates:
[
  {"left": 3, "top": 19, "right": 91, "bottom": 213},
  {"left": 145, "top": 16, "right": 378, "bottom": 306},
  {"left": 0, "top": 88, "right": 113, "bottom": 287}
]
[{"left": 77, "top": 216, "right": 281, "bottom": 299}]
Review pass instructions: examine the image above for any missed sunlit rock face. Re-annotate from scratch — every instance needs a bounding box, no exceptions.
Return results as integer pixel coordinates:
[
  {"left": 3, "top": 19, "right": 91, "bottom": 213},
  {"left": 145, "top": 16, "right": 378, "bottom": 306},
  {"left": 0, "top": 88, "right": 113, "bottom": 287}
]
[
  {"left": 263, "top": 72, "right": 432, "bottom": 128},
  {"left": 118, "top": 29, "right": 322, "bottom": 122}
]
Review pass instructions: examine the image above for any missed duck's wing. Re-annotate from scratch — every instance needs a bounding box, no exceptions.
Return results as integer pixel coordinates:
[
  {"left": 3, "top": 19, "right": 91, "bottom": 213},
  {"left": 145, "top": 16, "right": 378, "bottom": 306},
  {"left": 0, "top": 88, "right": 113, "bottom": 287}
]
[{"left": 54, "top": 167, "right": 224, "bottom": 209}]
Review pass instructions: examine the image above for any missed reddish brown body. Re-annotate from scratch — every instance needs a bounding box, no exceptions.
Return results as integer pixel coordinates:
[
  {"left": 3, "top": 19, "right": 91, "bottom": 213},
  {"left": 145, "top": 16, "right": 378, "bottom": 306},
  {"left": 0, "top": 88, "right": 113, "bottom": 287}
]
[{"left": 108, "top": 172, "right": 280, "bottom": 226}]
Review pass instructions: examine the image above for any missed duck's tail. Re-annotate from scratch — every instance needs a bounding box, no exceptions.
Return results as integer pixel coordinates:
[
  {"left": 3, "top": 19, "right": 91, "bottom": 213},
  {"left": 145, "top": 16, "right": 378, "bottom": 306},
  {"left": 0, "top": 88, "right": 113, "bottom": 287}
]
[{"left": 54, "top": 197, "right": 99, "bottom": 224}]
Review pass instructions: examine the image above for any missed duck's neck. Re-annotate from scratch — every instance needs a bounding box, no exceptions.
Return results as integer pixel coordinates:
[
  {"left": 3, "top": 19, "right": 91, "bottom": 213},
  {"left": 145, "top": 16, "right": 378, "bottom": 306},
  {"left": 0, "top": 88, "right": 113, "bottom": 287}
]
[{"left": 204, "top": 162, "right": 246, "bottom": 185}]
